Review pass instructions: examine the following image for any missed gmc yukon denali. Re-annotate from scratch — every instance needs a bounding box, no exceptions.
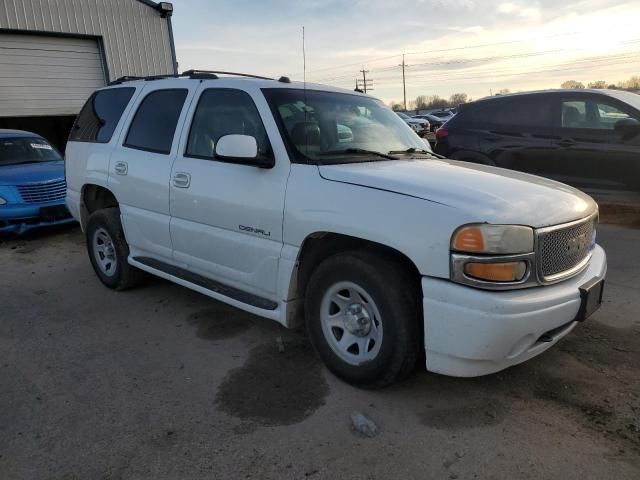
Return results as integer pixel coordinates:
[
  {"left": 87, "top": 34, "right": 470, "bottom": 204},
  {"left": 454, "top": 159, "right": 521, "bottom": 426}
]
[{"left": 65, "top": 71, "right": 607, "bottom": 387}]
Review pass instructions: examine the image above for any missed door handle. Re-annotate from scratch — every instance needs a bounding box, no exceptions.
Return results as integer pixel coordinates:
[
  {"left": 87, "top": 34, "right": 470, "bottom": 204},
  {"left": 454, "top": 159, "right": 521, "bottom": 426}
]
[
  {"left": 173, "top": 172, "right": 191, "bottom": 188},
  {"left": 556, "top": 139, "right": 576, "bottom": 147},
  {"left": 114, "top": 161, "right": 128, "bottom": 175}
]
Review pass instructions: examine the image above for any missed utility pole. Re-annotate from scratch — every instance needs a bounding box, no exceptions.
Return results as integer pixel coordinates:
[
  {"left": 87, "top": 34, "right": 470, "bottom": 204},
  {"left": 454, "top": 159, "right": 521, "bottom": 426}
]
[
  {"left": 398, "top": 54, "right": 408, "bottom": 110},
  {"left": 357, "top": 67, "right": 373, "bottom": 93},
  {"left": 359, "top": 67, "right": 370, "bottom": 93}
]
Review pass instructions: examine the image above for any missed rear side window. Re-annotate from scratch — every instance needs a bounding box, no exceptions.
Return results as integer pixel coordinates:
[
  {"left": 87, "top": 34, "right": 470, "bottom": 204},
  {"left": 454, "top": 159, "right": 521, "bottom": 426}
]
[
  {"left": 69, "top": 88, "right": 135, "bottom": 143},
  {"left": 185, "top": 89, "right": 270, "bottom": 160},
  {"left": 469, "top": 96, "right": 552, "bottom": 128},
  {"left": 124, "top": 89, "right": 188, "bottom": 154}
]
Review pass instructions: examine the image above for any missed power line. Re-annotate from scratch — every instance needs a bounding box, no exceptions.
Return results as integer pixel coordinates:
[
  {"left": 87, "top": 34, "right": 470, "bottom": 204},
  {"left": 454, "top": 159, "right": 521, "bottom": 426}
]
[
  {"left": 298, "top": 31, "right": 585, "bottom": 76},
  {"left": 313, "top": 41, "right": 640, "bottom": 84},
  {"left": 313, "top": 48, "right": 568, "bottom": 83},
  {"left": 358, "top": 51, "right": 640, "bottom": 84},
  {"left": 358, "top": 56, "right": 640, "bottom": 89}
]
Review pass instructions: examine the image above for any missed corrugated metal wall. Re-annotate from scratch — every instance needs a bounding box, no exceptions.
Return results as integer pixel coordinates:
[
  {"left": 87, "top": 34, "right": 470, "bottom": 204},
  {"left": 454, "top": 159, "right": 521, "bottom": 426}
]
[{"left": 0, "top": 0, "right": 175, "bottom": 81}]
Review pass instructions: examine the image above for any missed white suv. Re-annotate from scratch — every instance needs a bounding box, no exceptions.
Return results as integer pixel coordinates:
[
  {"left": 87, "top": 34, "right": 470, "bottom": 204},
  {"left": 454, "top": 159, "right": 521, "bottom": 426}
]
[{"left": 65, "top": 71, "right": 607, "bottom": 387}]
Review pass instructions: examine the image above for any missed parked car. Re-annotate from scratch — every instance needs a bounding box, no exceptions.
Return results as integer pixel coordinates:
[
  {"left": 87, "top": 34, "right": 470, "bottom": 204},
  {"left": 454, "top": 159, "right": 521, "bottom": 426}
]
[
  {"left": 434, "top": 89, "right": 640, "bottom": 192},
  {"left": 66, "top": 72, "right": 606, "bottom": 387},
  {"left": 430, "top": 109, "right": 455, "bottom": 120},
  {"left": 413, "top": 114, "right": 445, "bottom": 131},
  {"left": 395, "top": 111, "right": 430, "bottom": 137},
  {"left": 0, "top": 129, "right": 74, "bottom": 234}
]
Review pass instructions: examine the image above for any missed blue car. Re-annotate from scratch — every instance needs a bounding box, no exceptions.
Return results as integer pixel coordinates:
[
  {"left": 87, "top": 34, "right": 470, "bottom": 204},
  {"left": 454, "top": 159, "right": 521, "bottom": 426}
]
[{"left": 0, "top": 129, "right": 75, "bottom": 234}]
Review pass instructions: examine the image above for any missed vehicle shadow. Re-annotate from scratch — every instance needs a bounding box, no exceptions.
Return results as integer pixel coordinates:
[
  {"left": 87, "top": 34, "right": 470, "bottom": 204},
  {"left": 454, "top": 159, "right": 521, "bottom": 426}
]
[{"left": 0, "top": 221, "right": 80, "bottom": 246}]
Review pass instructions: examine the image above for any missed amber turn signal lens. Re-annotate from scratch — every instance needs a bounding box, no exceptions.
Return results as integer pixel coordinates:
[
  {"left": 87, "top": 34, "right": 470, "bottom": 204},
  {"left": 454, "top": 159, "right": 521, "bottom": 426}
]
[
  {"left": 452, "top": 226, "right": 485, "bottom": 252},
  {"left": 464, "top": 261, "right": 527, "bottom": 282}
]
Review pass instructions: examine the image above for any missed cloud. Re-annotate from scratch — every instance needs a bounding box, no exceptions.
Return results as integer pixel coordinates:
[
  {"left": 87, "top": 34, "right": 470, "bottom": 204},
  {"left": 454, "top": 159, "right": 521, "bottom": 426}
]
[
  {"left": 498, "top": 2, "right": 542, "bottom": 19},
  {"left": 172, "top": 0, "right": 640, "bottom": 102}
]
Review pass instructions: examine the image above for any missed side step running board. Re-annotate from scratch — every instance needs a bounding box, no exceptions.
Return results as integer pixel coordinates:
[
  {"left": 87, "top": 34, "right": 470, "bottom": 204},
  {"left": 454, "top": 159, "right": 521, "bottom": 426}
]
[{"left": 133, "top": 256, "right": 278, "bottom": 311}]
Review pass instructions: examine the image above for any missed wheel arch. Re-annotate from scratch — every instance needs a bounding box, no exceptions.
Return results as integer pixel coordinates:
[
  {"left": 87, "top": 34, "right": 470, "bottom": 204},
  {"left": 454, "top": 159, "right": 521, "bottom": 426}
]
[
  {"left": 80, "top": 184, "right": 119, "bottom": 229},
  {"left": 290, "top": 231, "right": 422, "bottom": 303}
]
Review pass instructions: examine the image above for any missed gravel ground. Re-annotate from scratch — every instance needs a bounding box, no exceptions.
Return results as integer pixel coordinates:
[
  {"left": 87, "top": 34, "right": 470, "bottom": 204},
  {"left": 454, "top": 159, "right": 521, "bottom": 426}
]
[{"left": 0, "top": 223, "right": 639, "bottom": 479}]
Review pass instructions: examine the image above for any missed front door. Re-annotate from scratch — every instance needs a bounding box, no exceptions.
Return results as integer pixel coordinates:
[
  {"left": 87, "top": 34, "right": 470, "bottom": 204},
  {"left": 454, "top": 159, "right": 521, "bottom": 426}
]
[
  {"left": 169, "top": 85, "right": 290, "bottom": 301},
  {"left": 549, "top": 93, "right": 640, "bottom": 192}
]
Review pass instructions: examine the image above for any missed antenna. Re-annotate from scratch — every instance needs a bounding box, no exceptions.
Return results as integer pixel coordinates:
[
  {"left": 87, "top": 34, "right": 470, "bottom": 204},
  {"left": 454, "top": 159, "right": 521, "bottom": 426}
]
[{"left": 302, "top": 26, "right": 307, "bottom": 87}]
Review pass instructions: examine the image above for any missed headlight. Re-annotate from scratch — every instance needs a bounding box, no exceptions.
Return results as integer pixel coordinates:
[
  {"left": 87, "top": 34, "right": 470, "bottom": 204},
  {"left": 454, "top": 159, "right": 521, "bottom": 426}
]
[
  {"left": 451, "top": 224, "right": 533, "bottom": 254},
  {"left": 451, "top": 224, "right": 536, "bottom": 289},
  {"left": 0, "top": 196, "right": 6, "bottom": 205}
]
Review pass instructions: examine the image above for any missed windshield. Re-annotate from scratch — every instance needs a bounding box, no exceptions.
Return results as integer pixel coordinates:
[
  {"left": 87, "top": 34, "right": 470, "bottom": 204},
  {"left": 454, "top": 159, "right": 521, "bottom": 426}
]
[
  {"left": 396, "top": 112, "right": 410, "bottom": 119},
  {"left": 263, "top": 89, "right": 426, "bottom": 164},
  {"left": 0, "top": 137, "right": 61, "bottom": 166}
]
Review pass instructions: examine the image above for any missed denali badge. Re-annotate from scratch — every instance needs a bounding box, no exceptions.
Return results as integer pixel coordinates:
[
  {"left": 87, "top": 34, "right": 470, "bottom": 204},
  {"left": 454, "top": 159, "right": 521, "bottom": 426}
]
[{"left": 239, "top": 225, "right": 271, "bottom": 237}]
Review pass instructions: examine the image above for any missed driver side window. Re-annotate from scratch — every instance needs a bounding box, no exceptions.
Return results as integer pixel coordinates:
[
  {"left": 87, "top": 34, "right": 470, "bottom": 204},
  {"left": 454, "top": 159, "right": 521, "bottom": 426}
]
[
  {"left": 561, "top": 99, "right": 633, "bottom": 130},
  {"left": 186, "top": 89, "right": 271, "bottom": 160}
]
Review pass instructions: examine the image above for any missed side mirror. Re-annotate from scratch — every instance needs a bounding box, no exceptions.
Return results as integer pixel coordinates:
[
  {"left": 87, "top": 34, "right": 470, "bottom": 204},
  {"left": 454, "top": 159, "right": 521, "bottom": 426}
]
[
  {"left": 614, "top": 118, "right": 640, "bottom": 137},
  {"left": 215, "top": 134, "right": 274, "bottom": 168}
]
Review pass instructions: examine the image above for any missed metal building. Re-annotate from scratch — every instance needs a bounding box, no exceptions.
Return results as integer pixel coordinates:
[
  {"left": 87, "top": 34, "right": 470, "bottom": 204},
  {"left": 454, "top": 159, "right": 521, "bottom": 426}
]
[{"left": 0, "top": 0, "right": 177, "bottom": 149}]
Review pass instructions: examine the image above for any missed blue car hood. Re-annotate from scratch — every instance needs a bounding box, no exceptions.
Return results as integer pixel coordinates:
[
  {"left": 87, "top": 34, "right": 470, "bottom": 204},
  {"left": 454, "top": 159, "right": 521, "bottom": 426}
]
[{"left": 0, "top": 161, "right": 65, "bottom": 186}]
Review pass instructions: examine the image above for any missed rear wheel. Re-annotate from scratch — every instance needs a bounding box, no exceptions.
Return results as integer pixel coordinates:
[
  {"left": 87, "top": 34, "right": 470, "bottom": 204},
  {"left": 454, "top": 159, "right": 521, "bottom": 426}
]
[
  {"left": 86, "top": 208, "right": 145, "bottom": 290},
  {"left": 305, "top": 251, "right": 420, "bottom": 388}
]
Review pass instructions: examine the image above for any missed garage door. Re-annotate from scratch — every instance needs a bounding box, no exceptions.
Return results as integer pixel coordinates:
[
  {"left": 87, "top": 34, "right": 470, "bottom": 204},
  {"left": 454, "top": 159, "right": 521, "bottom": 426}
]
[{"left": 0, "top": 33, "right": 106, "bottom": 117}]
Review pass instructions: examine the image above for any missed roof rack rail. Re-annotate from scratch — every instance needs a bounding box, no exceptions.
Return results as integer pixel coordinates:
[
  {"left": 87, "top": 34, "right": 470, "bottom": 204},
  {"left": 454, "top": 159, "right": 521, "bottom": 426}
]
[
  {"left": 108, "top": 70, "right": 278, "bottom": 86},
  {"left": 108, "top": 74, "right": 179, "bottom": 85},
  {"left": 181, "top": 69, "right": 273, "bottom": 81},
  {"left": 108, "top": 76, "right": 144, "bottom": 85}
]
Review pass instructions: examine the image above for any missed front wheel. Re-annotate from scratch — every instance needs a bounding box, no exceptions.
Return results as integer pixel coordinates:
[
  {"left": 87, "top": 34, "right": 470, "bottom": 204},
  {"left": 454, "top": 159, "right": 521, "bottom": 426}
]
[{"left": 305, "top": 251, "right": 420, "bottom": 388}]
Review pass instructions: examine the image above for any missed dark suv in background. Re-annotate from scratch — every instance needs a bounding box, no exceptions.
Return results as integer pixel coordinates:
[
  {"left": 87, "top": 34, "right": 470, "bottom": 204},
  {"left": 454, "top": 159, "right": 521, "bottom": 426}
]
[{"left": 434, "top": 89, "right": 640, "bottom": 192}]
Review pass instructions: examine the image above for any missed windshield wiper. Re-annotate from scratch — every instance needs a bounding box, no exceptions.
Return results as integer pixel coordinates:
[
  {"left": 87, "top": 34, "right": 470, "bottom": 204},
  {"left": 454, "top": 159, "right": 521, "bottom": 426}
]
[
  {"left": 387, "top": 147, "right": 445, "bottom": 158},
  {"left": 317, "top": 148, "right": 396, "bottom": 160}
]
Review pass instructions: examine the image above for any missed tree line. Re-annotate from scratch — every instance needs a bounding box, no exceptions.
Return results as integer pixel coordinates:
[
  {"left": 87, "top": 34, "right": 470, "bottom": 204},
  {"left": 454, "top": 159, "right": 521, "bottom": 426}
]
[
  {"left": 390, "top": 74, "right": 640, "bottom": 112},
  {"left": 560, "top": 75, "right": 640, "bottom": 90},
  {"left": 390, "top": 93, "right": 469, "bottom": 112}
]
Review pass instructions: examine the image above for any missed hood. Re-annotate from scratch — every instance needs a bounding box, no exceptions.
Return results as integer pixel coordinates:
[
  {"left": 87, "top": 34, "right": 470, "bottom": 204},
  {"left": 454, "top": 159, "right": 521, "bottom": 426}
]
[
  {"left": 0, "top": 160, "right": 64, "bottom": 186},
  {"left": 407, "top": 118, "right": 427, "bottom": 125},
  {"left": 318, "top": 159, "right": 597, "bottom": 228}
]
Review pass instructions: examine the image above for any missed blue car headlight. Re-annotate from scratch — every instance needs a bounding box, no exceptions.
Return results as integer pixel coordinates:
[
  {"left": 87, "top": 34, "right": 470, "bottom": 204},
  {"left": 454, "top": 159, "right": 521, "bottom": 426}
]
[{"left": 0, "top": 196, "right": 6, "bottom": 205}]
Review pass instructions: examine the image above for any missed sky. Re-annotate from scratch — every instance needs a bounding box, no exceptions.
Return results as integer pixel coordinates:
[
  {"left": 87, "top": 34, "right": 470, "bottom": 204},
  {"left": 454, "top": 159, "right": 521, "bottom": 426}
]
[{"left": 171, "top": 0, "right": 640, "bottom": 104}]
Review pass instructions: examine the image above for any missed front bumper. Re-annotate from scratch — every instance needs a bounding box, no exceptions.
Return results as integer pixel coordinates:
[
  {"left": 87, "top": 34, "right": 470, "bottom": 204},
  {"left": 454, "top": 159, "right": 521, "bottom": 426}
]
[
  {"left": 0, "top": 201, "right": 75, "bottom": 234},
  {"left": 422, "top": 245, "right": 607, "bottom": 377}
]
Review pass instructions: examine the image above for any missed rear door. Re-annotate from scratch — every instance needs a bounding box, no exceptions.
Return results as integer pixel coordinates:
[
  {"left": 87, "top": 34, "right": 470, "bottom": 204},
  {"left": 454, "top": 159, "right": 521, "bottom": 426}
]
[
  {"left": 108, "top": 81, "right": 195, "bottom": 260},
  {"left": 549, "top": 93, "right": 640, "bottom": 191},
  {"left": 470, "top": 95, "right": 555, "bottom": 174}
]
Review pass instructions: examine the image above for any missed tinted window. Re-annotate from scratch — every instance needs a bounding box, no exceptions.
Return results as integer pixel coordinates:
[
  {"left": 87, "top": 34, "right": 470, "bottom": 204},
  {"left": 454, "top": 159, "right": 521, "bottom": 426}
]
[
  {"left": 186, "top": 89, "right": 270, "bottom": 160},
  {"left": 470, "top": 96, "right": 552, "bottom": 128},
  {"left": 124, "top": 89, "right": 188, "bottom": 154},
  {"left": 561, "top": 99, "right": 634, "bottom": 130},
  {"left": 69, "top": 88, "right": 135, "bottom": 143},
  {"left": 0, "top": 137, "right": 62, "bottom": 166}
]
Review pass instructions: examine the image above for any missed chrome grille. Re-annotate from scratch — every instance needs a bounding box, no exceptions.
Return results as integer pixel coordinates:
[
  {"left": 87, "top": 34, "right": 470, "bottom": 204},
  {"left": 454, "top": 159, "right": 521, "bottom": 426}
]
[
  {"left": 537, "top": 215, "right": 595, "bottom": 280},
  {"left": 17, "top": 179, "right": 66, "bottom": 204}
]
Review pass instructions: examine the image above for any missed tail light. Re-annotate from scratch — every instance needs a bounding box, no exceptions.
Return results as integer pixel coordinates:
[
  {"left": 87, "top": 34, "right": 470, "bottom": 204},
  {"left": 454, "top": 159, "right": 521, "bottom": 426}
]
[{"left": 435, "top": 127, "right": 449, "bottom": 141}]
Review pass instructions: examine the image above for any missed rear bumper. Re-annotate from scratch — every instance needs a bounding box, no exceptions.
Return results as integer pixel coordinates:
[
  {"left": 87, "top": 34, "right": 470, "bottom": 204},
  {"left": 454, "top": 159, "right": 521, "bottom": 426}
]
[
  {"left": 422, "top": 245, "right": 607, "bottom": 377},
  {"left": 0, "top": 201, "right": 75, "bottom": 234}
]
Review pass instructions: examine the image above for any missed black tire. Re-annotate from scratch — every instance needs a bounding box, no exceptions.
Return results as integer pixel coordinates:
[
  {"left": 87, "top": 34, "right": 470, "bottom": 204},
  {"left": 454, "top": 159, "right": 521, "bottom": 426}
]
[
  {"left": 305, "top": 250, "right": 420, "bottom": 388},
  {"left": 86, "top": 207, "right": 145, "bottom": 290}
]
